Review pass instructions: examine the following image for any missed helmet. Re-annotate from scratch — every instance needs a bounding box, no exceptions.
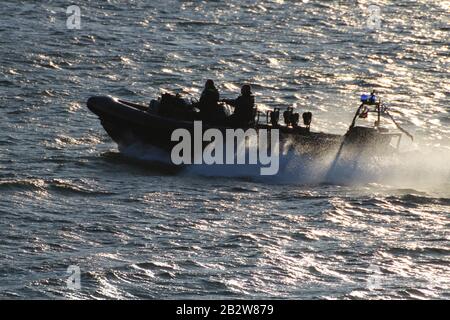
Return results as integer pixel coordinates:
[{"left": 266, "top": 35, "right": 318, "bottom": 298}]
[
  {"left": 205, "top": 79, "right": 215, "bottom": 89},
  {"left": 241, "top": 84, "right": 251, "bottom": 95}
]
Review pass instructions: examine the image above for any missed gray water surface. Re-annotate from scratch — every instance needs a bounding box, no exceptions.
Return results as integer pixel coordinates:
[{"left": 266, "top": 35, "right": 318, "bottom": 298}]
[{"left": 0, "top": 0, "right": 449, "bottom": 299}]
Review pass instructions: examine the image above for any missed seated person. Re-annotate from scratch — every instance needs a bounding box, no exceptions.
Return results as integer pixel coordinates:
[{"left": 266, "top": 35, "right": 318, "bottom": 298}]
[
  {"left": 198, "top": 79, "right": 220, "bottom": 119},
  {"left": 224, "top": 84, "right": 255, "bottom": 127}
]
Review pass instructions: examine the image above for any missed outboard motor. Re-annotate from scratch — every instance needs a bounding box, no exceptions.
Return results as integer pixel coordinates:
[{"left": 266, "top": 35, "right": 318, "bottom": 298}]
[
  {"left": 283, "top": 107, "right": 292, "bottom": 126},
  {"left": 291, "top": 112, "right": 300, "bottom": 127},
  {"left": 283, "top": 107, "right": 300, "bottom": 127},
  {"left": 267, "top": 108, "right": 280, "bottom": 126},
  {"left": 302, "top": 112, "right": 312, "bottom": 131}
]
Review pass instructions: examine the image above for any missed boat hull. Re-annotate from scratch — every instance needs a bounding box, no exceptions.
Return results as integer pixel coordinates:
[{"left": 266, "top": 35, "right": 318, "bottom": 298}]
[{"left": 87, "top": 96, "right": 396, "bottom": 161}]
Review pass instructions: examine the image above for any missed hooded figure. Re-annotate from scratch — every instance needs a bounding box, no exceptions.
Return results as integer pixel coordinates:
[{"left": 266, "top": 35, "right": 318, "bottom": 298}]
[
  {"left": 225, "top": 84, "right": 255, "bottom": 127},
  {"left": 199, "top": 79, "right": 220, "bottom": 118}
]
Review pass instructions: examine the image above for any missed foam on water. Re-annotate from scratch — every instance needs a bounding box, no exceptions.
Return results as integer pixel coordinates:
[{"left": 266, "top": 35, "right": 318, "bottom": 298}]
[
  {"left": 118, "top": 139, "right": 450, "bottom": 195},
  {"left": 119, "top": 142, "right": 173, "bottom": 165}
]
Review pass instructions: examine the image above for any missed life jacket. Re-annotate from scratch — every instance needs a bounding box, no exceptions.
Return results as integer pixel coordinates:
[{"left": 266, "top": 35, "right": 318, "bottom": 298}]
[
  {"left": 234, "top": 94, "right": 255, "bottom": 120},
  {"left": 199, "top": 88, "right": 219, "bottom": 109}
]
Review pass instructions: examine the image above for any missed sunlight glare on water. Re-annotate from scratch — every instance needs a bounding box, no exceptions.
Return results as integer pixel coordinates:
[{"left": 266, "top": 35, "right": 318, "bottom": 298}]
[{"left": 0, "top": 0, "right": 449, "bottom": 299}]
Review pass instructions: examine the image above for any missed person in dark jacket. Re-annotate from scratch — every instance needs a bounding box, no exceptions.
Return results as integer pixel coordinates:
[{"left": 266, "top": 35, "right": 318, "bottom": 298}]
[
  {"left": 198, "top": 79, "right": 220, "bottom": 119},
  {"left": 224, "top": 84, "right": 255, "bottom": 127}
]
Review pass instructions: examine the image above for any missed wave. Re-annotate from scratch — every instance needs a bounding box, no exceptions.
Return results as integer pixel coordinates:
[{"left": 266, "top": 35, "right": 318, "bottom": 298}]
[
  {"left": 387, "top": 193, "right": 450, "bottom": 206},
  {"left": 48, "top": 179, "right": 115, "bottom": 196},
  {"left": 0, "top": 179, "right": 47, "bottom": 192},
  {"left": 0, "top": 178, "right": 114, "bottom": 196}
]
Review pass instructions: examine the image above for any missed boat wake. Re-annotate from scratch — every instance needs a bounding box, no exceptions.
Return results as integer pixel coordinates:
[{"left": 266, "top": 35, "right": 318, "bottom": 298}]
[
  {"left": 119, "top": 143, "right": 173, "bottom": 165},
  {"left": 117, "top": 141, "right": 450, "bottom": 192}
]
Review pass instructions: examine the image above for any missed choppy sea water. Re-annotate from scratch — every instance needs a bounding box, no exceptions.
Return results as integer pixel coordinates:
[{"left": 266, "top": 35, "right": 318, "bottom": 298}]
[{"left": 0, "top": 0, "right": 449, "bottom": 299}]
